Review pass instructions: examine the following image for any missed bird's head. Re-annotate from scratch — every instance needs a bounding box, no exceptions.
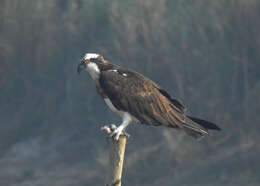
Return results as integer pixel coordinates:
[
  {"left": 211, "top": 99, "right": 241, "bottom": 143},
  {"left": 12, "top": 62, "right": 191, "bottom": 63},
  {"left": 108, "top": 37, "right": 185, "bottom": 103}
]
[{"left": 77, "top": 53, "right": 106, "bottom": 80}]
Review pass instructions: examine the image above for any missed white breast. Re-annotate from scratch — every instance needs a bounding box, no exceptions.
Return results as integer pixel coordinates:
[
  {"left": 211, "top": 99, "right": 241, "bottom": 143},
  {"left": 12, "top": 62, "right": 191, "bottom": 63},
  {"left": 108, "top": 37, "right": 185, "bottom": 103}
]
[
  {"left": 104, "top": 98, "right": 124, "bottom": 117},
  {"left": 104, "top": 98, "right": 140, "bottom": 122}
]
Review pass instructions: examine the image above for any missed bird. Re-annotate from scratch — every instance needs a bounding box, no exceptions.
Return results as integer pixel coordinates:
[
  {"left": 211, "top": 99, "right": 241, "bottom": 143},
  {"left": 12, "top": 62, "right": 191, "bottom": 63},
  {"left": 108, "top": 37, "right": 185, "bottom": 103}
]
[{"left": 77, "top": 53, "right": 221, "bottom": 140}]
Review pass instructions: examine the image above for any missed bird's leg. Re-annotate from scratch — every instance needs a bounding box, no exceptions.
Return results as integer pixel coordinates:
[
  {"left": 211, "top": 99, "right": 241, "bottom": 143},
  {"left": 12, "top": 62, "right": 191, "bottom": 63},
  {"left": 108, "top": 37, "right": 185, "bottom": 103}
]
[{"left": 109, "top": 113, "right": 132, "bottom": 140}]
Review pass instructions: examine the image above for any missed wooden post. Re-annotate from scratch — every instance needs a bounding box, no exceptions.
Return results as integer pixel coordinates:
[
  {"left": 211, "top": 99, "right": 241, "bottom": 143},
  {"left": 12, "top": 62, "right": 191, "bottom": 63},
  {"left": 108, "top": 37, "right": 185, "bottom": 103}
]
[{"left": 106, "top": 135, "right": 127, "bottom": 186}]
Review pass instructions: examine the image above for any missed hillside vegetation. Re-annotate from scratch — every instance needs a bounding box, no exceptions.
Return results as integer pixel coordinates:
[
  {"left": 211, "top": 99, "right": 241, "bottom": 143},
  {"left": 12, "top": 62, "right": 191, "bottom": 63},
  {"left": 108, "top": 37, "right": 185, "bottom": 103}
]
[{"left": 0, "top": 0, "right": 260, "bottom": 185}]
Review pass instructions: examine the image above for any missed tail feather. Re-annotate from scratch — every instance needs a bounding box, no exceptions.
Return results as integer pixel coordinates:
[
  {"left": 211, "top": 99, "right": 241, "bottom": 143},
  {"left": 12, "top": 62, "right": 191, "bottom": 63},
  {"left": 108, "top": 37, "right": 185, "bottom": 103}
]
[
  {"left": 182, "top": 118, "right": 209, "bottom": 140},
  {"left": 182, "top": 122, "right": 209, "bottom": 135},
  {"left": 187, "top": 116, "right": 221, "bottom": 131},
  {"left": 182, "top": 127, "right": 207, "bottom": 140},
  {"left": 182, "top": 116, "right": 220, "bottom": 140}
]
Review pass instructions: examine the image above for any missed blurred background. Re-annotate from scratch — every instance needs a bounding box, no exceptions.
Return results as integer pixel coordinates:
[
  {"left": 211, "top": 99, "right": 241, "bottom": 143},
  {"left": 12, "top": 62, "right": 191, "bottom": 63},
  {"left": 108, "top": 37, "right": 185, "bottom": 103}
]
[{"left": 1, "top": 0, "right": 260, "bottom": 186}]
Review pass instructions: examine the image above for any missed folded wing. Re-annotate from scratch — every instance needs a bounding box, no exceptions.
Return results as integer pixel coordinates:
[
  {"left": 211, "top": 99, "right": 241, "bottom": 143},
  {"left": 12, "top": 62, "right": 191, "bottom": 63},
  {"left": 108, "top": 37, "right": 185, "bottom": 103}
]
[{"left": 99, "top": 69, "right": 186, "bottom": 129}]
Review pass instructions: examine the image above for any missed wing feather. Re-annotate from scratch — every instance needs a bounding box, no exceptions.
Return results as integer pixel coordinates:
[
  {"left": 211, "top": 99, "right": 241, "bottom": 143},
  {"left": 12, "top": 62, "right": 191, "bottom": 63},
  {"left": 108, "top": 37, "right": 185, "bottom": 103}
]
[{"left": 99, "top": 69, "right": 185, "bottom": 128}]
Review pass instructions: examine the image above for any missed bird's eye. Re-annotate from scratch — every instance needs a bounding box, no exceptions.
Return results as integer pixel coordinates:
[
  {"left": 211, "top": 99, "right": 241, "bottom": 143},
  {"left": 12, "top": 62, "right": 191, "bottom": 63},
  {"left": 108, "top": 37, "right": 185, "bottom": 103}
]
[{"left": 90, "top": 58, "right": 100, "bottom": 63}]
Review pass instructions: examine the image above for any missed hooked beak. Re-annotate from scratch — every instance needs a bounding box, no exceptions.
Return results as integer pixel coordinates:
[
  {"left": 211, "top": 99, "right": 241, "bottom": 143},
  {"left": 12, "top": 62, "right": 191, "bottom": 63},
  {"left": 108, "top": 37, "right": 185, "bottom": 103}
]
[{"left": 77, "top": 60, "right": 86, "bottom": 74}]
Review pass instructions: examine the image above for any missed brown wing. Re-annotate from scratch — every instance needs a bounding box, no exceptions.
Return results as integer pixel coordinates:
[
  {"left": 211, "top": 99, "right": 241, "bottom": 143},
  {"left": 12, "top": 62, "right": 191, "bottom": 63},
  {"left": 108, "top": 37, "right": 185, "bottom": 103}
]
[{"left": 99, "top": 68, "right": 185, "bottom": 128}]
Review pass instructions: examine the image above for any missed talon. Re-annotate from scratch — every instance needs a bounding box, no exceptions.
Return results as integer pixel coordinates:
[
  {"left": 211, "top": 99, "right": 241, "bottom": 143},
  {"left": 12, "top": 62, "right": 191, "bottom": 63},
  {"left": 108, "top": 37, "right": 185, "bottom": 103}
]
[
  {"left": 109, "top": 130, "right": 121, "bottom": 140},
  {"left": 109, "top": 126, "right": 124, "bottom": 141},
  {"left": 122, "top": 131, "right": 130, "bottom": 138},
  {"left": 108, "top": 130, "right": 116, "bottom": 138},
  {"left": 102, "top": 123, "right": 130, "bottom": 141}
]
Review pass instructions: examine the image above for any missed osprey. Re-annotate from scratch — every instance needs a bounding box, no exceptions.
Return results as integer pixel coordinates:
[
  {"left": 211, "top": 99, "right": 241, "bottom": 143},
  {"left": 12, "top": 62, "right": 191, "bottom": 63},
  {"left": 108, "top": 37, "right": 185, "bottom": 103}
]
[{"left": 77, "top": 53, "right": 221, "bottom": 140}]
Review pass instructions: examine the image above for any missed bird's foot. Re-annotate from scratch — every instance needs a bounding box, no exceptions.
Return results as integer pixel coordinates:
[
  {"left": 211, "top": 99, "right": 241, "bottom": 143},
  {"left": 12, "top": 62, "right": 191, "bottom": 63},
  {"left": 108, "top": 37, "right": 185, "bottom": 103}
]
[
  {"left": 101, "top": 124, "right": 130, "bottom": 140},
  {"left": 122, "top": 131, "right": 130, "bottom": 138},
  {"left": 109, "top": 125, "right": 124, "bottom": 140}
]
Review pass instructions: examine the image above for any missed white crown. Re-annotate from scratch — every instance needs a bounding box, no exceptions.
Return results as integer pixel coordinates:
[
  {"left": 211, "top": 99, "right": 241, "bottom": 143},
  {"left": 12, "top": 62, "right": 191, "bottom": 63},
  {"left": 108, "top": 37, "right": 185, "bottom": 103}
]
[{"left": 84, "top": 53, "right": 99, "bottom": 60}]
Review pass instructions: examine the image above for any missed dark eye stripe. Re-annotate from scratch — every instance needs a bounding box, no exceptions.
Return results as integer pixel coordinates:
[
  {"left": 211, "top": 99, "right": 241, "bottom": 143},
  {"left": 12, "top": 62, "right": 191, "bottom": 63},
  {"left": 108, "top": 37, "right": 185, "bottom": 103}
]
[{"left": 90, "top": 58, "right": 100, "bottom": 62}]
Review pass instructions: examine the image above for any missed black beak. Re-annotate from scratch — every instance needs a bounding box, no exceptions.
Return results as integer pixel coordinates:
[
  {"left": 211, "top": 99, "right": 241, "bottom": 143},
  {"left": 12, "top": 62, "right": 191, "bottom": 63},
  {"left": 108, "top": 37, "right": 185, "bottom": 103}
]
[{"left": 77, "top": 61, "right": 86, "bottom": 74}]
